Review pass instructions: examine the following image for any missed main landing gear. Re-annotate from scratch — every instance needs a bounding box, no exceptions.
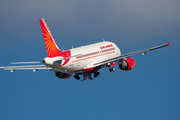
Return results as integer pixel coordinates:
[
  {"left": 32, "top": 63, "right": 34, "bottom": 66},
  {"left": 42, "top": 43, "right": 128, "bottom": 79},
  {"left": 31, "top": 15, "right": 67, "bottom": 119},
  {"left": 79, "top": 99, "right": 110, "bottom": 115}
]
[
  {"left": 74, "top": 73, "right": 81, "bottom": 80},
  {"left": 73, "top": 71, "right": 100, "bottom": 80},
  {"left": 94, "top": 72, "right": 100, "bottom": 78},
  {"left": 74, "top": 74, "right": 80, "bottom": 80}
]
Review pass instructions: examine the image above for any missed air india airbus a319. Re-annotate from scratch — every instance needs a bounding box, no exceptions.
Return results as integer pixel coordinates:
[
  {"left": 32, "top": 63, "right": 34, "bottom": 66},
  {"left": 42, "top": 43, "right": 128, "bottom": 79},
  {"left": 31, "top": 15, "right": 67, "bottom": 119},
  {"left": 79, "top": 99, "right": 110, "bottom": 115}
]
[{"left": 0, "top": 19, "right": 170, "bottom": 81}]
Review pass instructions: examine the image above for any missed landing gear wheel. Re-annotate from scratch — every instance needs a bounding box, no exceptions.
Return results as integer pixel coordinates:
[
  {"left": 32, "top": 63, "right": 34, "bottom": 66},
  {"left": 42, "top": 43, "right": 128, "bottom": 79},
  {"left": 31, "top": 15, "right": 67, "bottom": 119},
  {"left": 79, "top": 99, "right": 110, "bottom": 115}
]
[
  {"left": 74, "top": 75, "right": 80, "bottom": 80},
  {"left": 109, "top": 67, "right": 115, "bottom": 72},
  {"left": 94, "top": 72, "right": 100, "bottom": 78},
  {"left": 112, "top": 67, "right": 115, "bottom": 72}
]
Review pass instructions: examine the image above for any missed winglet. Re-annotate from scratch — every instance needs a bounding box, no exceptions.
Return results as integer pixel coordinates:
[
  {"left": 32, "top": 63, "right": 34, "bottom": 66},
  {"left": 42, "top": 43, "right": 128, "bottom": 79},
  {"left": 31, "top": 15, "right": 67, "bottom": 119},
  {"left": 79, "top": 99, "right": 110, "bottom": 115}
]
[
  {"left": 39, "top": 19, "right": 62, "bottom": 57},
  {"left": 167, "top": 41, "right": 170, "bottom": 47}
]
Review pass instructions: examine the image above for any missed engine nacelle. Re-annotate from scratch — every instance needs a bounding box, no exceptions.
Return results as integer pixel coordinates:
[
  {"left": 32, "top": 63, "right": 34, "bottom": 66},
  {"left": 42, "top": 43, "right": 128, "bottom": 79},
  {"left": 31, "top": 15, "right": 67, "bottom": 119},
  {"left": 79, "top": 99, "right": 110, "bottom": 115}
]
[
  {"left": 55, "top": 72, "right": 72, "bottom": 79},
  {"left": 118, "top": 57, "right": 136, "bottom": 71}
]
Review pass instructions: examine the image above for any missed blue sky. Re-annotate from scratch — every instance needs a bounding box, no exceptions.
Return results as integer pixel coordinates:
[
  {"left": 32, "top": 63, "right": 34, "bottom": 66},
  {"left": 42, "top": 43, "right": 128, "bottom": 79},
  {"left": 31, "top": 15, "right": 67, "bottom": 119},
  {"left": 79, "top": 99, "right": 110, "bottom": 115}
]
[{"left": 0, "top": 0, "right": 180, "bottom": 120}]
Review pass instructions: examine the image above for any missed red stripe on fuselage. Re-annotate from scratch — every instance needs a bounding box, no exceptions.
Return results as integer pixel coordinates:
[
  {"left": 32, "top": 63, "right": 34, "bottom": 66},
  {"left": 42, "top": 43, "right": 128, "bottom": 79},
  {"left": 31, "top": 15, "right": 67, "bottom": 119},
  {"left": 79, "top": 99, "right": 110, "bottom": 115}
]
[{"left": 72, "top": 50, "right": 115, "bottom": 62}]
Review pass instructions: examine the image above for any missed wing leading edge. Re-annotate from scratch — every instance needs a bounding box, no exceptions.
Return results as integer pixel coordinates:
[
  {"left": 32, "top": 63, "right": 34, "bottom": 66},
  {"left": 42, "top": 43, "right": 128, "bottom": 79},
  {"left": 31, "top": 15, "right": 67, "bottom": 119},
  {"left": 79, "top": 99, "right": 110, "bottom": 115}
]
[{"left": 94, "top": 41, "right": 170, "bottom": 67}]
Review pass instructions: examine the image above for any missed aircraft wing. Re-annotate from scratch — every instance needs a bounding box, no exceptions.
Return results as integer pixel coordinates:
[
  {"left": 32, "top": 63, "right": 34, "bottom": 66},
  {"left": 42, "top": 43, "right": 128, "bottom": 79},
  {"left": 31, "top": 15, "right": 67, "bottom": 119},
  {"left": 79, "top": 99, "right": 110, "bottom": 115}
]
[
  {"left": 94, "top": 41, "right": 170, "bottom": 67},
  {"left": 0, "top": 65, "right": 51, "bottom": 72}
]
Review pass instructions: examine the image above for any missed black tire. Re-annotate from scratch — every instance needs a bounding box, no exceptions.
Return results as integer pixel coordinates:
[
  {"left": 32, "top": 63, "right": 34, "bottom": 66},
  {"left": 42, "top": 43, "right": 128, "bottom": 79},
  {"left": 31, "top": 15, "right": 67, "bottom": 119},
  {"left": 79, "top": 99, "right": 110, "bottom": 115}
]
[
  {"left": 74, "top": 75, "right": 80, "bottom": 80},
  {"left": 112, "top": 67, "right": 115, "bottom": 72},
  {"left": 94, "top": 72, "right": 100, "bottom": 78}
]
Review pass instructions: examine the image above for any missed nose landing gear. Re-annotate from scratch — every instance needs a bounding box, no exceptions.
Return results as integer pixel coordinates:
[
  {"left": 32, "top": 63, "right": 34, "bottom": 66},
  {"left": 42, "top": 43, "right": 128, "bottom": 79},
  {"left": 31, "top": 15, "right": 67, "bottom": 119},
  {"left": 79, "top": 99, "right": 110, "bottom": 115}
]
[
  {"left": 106, "top": 63, "right": 115, "bottom": 72},
  {"left": 108, "top": 65, "right": 115, "bottom": 72}
]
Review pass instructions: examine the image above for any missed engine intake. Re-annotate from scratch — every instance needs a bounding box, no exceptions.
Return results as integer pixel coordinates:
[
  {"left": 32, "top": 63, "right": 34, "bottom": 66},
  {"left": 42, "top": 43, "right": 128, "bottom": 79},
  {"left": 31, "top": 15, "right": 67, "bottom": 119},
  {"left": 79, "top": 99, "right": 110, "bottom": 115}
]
[{"left": 119, "top": 57, "right": 136, "bottom": 71}]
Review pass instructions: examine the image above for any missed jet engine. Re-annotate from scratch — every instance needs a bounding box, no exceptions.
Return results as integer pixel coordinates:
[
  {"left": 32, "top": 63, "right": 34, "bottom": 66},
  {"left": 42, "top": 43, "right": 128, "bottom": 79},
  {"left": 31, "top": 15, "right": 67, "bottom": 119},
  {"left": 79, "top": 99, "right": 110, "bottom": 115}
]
[
  {"left": 55, "top": 72, "right": 72, "bottom": 79},
  {"left": 118, "top": 57, "right": 136, "bottom": 71}
]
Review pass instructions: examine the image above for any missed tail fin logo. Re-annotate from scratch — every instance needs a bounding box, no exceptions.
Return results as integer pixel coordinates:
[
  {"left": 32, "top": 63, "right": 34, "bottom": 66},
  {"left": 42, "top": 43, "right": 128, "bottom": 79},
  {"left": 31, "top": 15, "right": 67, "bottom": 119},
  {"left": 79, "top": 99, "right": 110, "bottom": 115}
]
[{"left": 39, "top": 19, "right": 62, "bottom": 57}]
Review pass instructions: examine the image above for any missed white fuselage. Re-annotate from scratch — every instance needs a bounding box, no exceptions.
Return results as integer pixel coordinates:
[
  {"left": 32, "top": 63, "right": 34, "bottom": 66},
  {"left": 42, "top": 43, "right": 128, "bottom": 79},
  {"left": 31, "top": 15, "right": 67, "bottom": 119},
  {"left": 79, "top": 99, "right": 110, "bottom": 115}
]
[{"left": 43, "top": 41, "right": 121, "bottom": 73}]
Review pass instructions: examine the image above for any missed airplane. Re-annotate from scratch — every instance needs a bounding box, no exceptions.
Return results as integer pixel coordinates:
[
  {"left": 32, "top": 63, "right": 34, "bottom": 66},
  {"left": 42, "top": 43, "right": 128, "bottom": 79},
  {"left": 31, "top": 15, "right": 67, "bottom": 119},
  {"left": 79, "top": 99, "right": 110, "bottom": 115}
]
[{"left": 0, "top": 19, "right": 170, "bottom": 81}]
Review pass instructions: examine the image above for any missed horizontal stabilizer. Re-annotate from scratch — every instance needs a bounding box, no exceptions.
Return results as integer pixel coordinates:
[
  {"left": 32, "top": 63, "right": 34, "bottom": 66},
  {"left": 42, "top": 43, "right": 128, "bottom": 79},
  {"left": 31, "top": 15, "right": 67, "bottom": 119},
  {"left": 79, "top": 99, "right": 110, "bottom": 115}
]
[
  {"left": 11, "top": 61, "right": 42, "bottom": 64},
  {"left": 0, "top": 65, "right": 51, "bottom": 71}
]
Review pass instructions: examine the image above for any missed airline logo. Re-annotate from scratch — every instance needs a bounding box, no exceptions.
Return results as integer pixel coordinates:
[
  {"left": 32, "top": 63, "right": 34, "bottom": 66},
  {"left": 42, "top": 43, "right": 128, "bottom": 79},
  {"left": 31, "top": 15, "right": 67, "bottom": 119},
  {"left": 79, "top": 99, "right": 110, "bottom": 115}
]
[
  {"left": 39, "top": 19, "right": 71, "bottom": 66},
  {"left": 100, "top": 44, "right": 113, "bottom": 49},
  {"left": 39, "top": 19, "right": 62, "bottom": 57}
]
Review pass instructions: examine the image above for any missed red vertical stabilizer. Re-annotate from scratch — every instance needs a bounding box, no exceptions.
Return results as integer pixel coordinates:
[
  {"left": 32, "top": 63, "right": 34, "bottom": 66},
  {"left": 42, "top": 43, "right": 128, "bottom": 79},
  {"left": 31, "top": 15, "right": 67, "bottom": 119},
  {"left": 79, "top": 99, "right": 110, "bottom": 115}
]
[{"left": 39, "top": 19, "right": 62, "bottom": 57}]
